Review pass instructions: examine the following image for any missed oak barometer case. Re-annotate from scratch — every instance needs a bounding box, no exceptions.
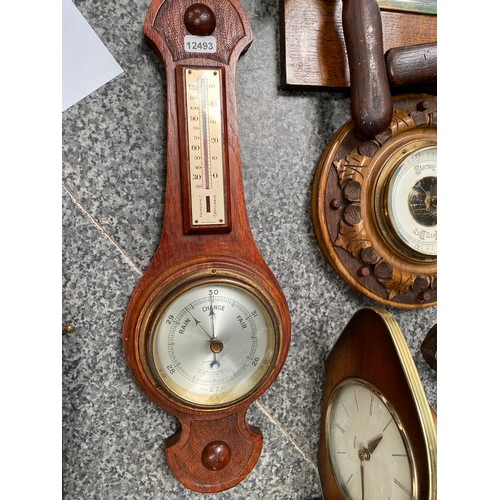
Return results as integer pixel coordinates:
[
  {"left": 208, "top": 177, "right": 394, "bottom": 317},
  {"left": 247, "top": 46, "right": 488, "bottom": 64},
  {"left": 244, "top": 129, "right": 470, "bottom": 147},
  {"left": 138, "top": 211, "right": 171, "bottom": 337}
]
[{"left": 122, "top": 0, "right": 291, "bottom": 492}]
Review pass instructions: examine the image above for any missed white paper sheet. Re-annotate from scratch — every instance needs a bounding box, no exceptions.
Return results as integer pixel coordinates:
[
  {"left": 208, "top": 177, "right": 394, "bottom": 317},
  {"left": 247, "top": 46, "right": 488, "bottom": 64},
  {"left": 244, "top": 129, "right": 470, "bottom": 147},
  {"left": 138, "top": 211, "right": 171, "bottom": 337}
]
[{"left": 62, "top": 0, "right": 123, "bottom": 112}]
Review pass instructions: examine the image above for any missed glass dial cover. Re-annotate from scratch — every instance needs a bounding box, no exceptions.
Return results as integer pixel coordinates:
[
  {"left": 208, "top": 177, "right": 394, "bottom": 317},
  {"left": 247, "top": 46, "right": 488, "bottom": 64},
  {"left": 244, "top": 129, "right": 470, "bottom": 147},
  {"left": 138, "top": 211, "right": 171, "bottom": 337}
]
[
  {"left": 327, "top": 379, "right": 415, "bottom": 499},
  {"left": 149, "top": 281, "right": 277, "bottom": 407},
  {"left": 385, "top": 145, "right": 437, "bottom": 257}
]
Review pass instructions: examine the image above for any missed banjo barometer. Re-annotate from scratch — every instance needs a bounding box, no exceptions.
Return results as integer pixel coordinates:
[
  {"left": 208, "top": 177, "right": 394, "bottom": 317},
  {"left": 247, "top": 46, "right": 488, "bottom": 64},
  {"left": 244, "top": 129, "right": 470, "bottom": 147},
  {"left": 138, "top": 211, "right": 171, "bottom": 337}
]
[{"left": 122, "top": 0, "right": 291, "bottom": 492}]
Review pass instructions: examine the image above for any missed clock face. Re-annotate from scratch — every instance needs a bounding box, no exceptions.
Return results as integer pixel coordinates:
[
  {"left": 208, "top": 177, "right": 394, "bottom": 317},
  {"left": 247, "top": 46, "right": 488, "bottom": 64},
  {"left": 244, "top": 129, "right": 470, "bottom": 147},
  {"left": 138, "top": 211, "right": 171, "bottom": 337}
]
[
  {"left": 385, "top": 145, "right": 437, "bottom": 257},
  {"left": 326, "top": 378, "right": 415, "bottom": 499},
  {"left": 148, "top": 281, "right": 277, "bottom": 407}
]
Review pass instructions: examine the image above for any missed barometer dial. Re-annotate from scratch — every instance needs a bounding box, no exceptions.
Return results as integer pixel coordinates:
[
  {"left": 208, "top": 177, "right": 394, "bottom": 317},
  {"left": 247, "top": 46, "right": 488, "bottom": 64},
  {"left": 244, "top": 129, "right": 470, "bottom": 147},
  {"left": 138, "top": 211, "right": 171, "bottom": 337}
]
[
  {"left": 408, "top": 177, "right": 437, "bottom": 227},
  {"left": 384, "top": 145, "right": 437, "bottom": 257},
  {"left": 149, "top": 281, "right": 276, "bottom": 407}
]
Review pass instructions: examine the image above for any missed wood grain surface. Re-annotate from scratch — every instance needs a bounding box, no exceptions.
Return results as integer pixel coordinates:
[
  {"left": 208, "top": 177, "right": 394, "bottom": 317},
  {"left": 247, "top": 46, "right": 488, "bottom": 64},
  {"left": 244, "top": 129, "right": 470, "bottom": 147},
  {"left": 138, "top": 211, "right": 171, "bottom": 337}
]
[{"left": 280, "top": 0, "right": 437, "bottom": 89}]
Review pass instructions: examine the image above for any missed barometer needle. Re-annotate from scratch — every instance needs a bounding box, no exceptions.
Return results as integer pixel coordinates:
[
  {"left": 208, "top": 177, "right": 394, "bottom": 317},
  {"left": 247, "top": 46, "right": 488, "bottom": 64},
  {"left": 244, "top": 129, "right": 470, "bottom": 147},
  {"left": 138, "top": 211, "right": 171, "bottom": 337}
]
[
  {"left": 206, "top": 295, "right": 222, "bottom": 368},
  {"left": 210, "top": 354, "right": 220, "bottom": 369},
  {"left": 209, "top": 294, "right": 216, "bottom": 339},
  {"left": 185, "top": 309, "right": 212, "bottom": 340},
  {"left": 417, "top": 184, "right": 429, "bottom": 195}
]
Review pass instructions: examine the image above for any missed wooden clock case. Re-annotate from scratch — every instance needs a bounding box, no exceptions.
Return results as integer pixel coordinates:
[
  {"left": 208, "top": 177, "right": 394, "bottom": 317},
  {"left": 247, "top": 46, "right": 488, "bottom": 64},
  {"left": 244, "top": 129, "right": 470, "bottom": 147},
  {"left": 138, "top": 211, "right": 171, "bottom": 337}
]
[{"left": 318, "top": 307, "right": 437, "bottom": 499}]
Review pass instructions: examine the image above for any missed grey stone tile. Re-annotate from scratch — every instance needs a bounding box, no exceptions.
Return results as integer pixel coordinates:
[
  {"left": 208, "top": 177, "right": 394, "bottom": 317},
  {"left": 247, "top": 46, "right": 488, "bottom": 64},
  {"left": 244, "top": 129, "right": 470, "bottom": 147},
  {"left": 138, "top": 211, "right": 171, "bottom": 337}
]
[
  {"left": 62, "top": 1, "right": 168, "bottom": 271},
  {"left": 243, "top": 403, "right": 323, "bottom": 500},
  {"left": 72, "top": 0, "right": 153, "bottom": 65},
  {"left": 64, "top": 0, "right": 165, "bottom": 130},
  {"left": 63, "top": 96, "right": 166, "bottom": 272}
]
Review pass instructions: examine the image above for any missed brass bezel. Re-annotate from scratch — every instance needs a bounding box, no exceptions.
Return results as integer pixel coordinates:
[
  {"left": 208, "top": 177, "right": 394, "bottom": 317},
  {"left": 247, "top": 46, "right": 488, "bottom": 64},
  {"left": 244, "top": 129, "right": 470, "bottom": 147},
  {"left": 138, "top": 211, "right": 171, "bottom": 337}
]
[
  {"left": 362, "top": 127, "right": 437, "bottom": 270},
  {"left": 138, "top": 267, "right": 282, "bottom": 411},
  {"left": 374, "top": 139, "right": 437, "bottom": 262},
  {"left": 325, "top": 377, "right": 418, "bottom": 499}
]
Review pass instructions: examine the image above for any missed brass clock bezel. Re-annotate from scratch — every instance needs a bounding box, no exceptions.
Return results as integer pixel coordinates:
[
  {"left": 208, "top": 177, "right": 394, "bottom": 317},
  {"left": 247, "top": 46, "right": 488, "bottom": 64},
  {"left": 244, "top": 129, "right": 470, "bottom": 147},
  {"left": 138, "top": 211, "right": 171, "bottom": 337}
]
[
  {"left": 137, "top": 266, "right": 283, "bottom": 412},
  {"left": 325, "top": 377, "right": 418, "bottom": 499},
  {"left": 311, "top": 94, "right": 437, "bottom": 308}
]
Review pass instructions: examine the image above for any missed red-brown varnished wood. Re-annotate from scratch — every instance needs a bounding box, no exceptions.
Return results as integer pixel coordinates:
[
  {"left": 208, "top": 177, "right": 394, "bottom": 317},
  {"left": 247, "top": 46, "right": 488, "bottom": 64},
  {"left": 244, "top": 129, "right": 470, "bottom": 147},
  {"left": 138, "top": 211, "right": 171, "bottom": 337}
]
[{"left": 122, "top": 0, "right": 291, "bottom": 493}]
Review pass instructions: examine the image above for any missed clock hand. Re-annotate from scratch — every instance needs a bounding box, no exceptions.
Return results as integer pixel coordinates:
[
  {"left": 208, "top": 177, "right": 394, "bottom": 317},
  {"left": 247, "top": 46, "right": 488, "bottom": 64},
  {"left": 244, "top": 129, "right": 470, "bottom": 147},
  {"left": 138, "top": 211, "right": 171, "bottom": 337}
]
[
  {"left": 360, "top": 460, "right": 365, "bottom": 500},
  {"left": 367, "top": 434, "right": 383, "bottom": 454},
  {"left": 358, "top": 449, "right": 368, "bottom": 500}
]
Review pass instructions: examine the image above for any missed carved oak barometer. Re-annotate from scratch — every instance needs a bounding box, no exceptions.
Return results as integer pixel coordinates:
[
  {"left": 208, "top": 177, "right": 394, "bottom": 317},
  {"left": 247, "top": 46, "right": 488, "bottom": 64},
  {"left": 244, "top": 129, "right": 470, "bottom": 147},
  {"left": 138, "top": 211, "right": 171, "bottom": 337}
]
[
  {"left": 122, "top": 0, "right": 291, "bottom": 492},
  {"left": 312, "top": 95, "right": 437, "bottom": 308}
]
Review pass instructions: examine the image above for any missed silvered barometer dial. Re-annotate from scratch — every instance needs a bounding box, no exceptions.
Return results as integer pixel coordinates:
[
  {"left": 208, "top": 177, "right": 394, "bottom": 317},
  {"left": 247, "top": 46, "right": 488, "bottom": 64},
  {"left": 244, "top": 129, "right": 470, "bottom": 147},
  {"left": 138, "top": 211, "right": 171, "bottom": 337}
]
[{"left": 149, "top": 280, "right": 276, "bottom": 407}]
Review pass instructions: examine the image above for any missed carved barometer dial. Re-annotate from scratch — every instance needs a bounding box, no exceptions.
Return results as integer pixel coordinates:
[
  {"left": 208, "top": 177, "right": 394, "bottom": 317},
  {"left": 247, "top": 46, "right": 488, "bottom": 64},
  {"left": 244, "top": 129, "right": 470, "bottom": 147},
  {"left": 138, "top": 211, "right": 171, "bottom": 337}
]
[
  {"left": 312, "top": 95, "right": 437, "bottom": 308},
  {"left": 122, "top": 0, "right": 291, "bottom": 493}
]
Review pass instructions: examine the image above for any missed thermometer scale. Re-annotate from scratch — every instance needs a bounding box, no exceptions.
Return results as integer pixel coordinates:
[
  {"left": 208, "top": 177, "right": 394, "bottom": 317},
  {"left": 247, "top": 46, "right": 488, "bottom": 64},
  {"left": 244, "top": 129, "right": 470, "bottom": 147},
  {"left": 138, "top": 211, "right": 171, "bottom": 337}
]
[{"left": 183, "top": 67, "right": 228, "bottom": 230}]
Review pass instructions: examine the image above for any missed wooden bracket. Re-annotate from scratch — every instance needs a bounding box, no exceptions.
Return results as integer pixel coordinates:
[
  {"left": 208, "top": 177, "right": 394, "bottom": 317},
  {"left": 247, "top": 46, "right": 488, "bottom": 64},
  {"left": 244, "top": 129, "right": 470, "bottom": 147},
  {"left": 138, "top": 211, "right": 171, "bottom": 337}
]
[{"left": 279, "top": 0, "right": 436, "bottom": 90}]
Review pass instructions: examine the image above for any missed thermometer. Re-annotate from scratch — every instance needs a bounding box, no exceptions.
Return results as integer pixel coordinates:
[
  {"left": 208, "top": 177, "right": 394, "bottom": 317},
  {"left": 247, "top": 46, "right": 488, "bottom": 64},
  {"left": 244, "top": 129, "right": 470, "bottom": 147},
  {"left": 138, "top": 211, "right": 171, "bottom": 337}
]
[{"left": 184, "top": 67, "right": 227, "bottom": 229}]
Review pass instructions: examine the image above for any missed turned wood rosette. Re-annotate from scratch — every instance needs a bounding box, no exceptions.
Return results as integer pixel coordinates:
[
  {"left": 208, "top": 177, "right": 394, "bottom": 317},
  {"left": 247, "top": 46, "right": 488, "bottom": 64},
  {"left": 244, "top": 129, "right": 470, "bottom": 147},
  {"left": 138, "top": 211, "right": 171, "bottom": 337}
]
[{"left": 312, "top": 95, "right": 437, "bottom": 308}]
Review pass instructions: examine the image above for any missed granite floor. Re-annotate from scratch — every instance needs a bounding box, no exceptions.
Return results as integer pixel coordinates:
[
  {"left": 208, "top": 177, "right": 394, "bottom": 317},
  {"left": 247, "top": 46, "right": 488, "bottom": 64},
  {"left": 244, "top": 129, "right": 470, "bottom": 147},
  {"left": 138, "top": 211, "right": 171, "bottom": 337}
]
[{"left": 62, "top": 0, "right": 437, "bottom": 498}]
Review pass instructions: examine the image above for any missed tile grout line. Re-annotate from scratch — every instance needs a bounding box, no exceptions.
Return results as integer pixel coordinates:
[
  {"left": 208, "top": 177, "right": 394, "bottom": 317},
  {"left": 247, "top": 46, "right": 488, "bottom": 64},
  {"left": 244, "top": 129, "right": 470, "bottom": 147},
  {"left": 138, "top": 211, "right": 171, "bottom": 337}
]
[
  {"left": 62, "top": 182, "right": 143, "bottom": 277},
  {"left": 255, "top": 400, "right": 319, "bottom": 473}
]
